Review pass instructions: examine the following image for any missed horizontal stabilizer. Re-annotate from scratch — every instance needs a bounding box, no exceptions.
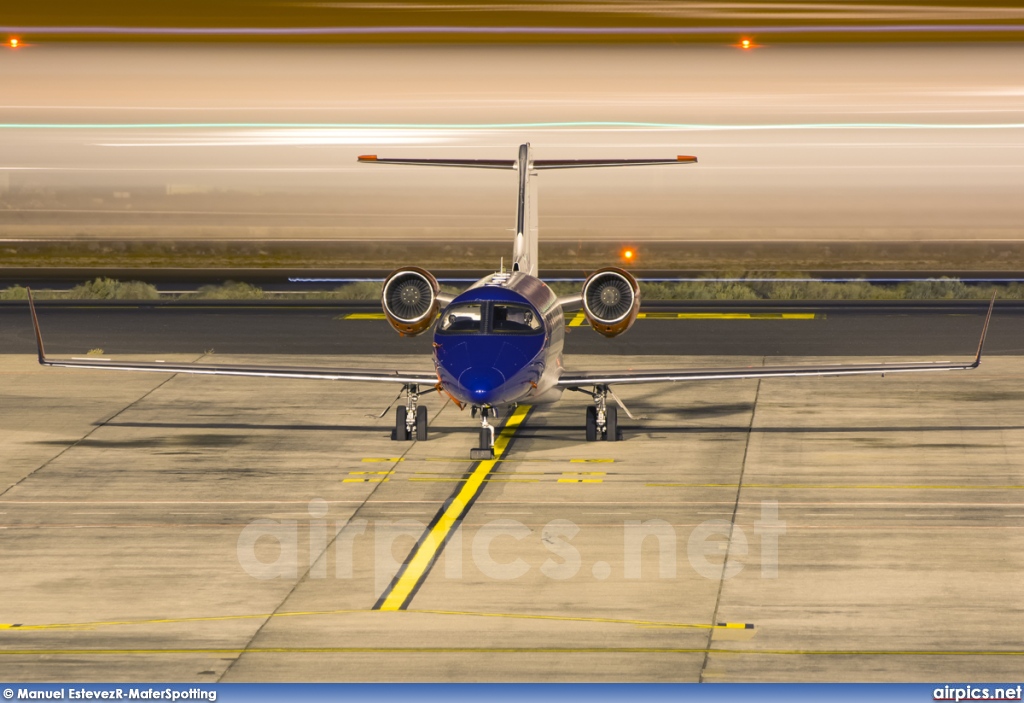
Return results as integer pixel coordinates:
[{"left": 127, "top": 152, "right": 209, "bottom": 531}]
[
  {"left": 358, "top": 155, "right": 698, "bottom": 170},
  {"left": 358, "top": 156, "right": 515, "bottom": 169},
  {"left": 533, "top": 156, "right": 697, "bottom": 170}
]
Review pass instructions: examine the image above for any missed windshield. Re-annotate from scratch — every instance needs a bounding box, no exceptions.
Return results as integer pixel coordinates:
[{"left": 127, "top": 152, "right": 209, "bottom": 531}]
[
  {"left": 437, "top": 301, "right": 543, "bottom": 335},
  {"left": 492, "top": 304, "right": 542, "bottom": 333},
  {"left": 439, "top": 304, "right": 483, "bottom": 333}
]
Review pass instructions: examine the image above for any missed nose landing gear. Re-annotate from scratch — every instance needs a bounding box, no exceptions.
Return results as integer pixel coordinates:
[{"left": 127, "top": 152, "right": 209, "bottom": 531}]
[
  {"left": 470, "top": 405, "right": 496, "bottom": 460},
  {"left": 391, "top": 384, "right": 428, "bottom": 441}
]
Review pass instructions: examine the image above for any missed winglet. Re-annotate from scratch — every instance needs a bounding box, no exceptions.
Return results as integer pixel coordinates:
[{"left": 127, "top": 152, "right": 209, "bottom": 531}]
[
  {"left": 27, "top": 288, "right": 48, "bottom": 365},
  {"left": 972, "top": 294, "right": 995, "bottom": 368}
]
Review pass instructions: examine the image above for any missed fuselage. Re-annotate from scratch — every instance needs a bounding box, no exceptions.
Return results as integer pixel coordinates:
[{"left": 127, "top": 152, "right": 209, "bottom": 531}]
[{"left": 433, "top": 271, "right": 565, "bottom": 407}]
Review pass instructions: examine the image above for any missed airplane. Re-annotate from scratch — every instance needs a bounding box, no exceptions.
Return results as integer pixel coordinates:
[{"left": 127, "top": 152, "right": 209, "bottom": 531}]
[{"left": 28, "top": 143, "right": 994, "bottom": 460}]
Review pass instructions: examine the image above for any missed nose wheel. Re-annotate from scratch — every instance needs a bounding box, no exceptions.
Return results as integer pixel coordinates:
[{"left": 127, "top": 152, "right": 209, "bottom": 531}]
[
  {"left": 391, "top": 385, "right": 428, "bottom": 441},
  {"left": 470, "top": 406, "right": 496, "bottom": 460},
  {"left": 585, "top": 385, "right": 621, "bottom": 442}
]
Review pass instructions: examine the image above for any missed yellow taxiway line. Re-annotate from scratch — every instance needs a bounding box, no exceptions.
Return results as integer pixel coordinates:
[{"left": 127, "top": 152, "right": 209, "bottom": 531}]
[{"left": 373, "top": 405, "right": 532, "bottom": 611}]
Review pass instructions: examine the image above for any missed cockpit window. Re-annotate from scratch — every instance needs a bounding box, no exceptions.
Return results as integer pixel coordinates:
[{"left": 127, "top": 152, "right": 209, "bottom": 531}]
[
  {"left": 492, "top": 304, "right": 542, "bottom": 333},
  {"left": 439, "top": 304, "right": 483, "bottom": 333}
]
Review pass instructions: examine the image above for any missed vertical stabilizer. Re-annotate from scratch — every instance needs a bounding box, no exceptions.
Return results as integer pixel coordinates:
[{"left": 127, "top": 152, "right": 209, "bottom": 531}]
[{"left": 513, "top": 143, "right": 539, "bottom": 276}]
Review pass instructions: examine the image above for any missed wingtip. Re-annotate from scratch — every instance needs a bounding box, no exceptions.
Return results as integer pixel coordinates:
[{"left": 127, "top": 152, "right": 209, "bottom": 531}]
[
  {"left": 677, "top": 155, "right": 698, "bottom": 163},
  {"left": 357, "top": 155, "right": 378, "bottom": 162},
  {"left": 973, "top": 294, "right": 996, "bottom": 367},
  {"left": 27, "top": 287, "right": 47, "bottom": 364}
]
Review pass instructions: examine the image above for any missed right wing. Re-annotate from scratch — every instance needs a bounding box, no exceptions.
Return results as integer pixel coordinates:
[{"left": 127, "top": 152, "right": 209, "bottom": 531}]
[
  {"left": 27, "top": 291, "right": 438, "bottom": 386},
  {"left": 558, "top": 297, "right": 994, "bottom": 388}
]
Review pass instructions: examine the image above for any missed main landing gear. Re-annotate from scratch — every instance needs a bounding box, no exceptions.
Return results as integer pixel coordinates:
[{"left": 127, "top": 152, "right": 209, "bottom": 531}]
[
  {"left": 585, "top": 385, "right": 621, "bottom": 442},
  {"left": 470, "top": 406, "right": 496, "bottom": 460},
  {"left": 391, "top": 384, "right": 428, "bottom": 441}
]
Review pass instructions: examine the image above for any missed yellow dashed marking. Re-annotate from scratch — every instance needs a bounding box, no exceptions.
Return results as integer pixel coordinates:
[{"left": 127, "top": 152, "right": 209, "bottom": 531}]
[
  {"left": 638, "top": 312, "right": 815, "bottom": 320},
  {"left": 346, "top": 311, "right": 813, "bottom": 323},
  {"left": 558, "top": 471, "right": 605, "bottom": 484}
]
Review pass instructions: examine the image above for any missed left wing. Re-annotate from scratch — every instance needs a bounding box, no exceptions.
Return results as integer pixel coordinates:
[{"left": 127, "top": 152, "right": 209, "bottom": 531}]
[
  {"left": 27, "top": 290, "right": 438, "bottom": 386},
  {"left": 558, "top": 297, "right": 994, "bottom": 388}
]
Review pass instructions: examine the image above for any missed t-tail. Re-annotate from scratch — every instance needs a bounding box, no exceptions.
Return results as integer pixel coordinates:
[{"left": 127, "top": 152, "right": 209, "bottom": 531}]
[{"left": 358, "top": 144, "right": 697, "bottom": 277}]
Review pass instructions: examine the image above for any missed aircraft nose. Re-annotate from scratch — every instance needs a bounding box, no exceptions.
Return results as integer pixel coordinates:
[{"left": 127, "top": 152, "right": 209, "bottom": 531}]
[{"left": 459, "top": 366, "right": 506, "bottom": 403}]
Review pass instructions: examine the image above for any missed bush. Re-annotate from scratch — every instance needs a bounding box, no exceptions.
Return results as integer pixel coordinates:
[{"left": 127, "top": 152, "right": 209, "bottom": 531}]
[
  {"left": 0, "top": 285, "right": 29, "bottom": 300},
  {"left": 66, "top": 278, "right": 160, "bottom": 300}
]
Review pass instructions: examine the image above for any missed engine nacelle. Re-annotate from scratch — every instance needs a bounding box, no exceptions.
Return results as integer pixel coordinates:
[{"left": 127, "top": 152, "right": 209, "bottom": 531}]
[
  {"left": 381, "top": 267, "right": 440, "bottom": 337},
  {"left": 582, "top": 267, "right": 641, "bottom": 338}
]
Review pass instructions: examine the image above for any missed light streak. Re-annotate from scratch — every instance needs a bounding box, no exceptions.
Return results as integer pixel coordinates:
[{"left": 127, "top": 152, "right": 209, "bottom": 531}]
[
  {"left": 0, "top": 24, "right": 1022, "bottom": 36},
  {"left": 1, "top": 122, "right": 1024, "bottom": 131}
]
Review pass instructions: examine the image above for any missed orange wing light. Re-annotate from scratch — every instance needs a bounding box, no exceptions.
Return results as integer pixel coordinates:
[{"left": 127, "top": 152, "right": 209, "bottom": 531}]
[{"left": 9, "top": 38, "right": 20, "bottom": 49}]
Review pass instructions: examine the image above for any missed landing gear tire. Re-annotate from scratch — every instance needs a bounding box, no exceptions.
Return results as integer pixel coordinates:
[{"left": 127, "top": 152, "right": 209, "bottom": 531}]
[
  {"left": 415, "top": 405, "right": 428, "bottom": 441},
  {"left": 470, "top": 427, "right": 495, "bottom": 460},
  {"left": 585, "top": 406, "right": 598, "bottom": 442},
  {"left": 392, "top": 406, "right": 408, "bottom": 441},
  {"left": 605, "top": 405, "right": 619, "bottom": 442}
]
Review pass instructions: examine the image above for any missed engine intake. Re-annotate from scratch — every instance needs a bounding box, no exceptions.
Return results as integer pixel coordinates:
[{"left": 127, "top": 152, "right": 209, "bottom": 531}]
[
  {"left": 582, "top": 268, "right": 641, "bottom": 338},
  {"left": 381, "top": 267, "right": 440, "bottom": 336}
]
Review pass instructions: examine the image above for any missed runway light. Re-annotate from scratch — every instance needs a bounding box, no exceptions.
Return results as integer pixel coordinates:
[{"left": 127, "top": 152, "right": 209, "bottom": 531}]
[{"left": 9, "top": 38, "right": 19, "bottom": 49}]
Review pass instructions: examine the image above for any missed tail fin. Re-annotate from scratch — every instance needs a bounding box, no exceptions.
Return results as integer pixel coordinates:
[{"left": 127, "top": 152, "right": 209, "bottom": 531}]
[{"left": 359, "top": 145, "right": 697, "bottom": 278}]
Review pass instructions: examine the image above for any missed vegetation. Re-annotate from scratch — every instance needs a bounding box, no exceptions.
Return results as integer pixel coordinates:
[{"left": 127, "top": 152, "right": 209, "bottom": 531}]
[{"left": 0, "top": 278, "right": 159, "bottom": 300}]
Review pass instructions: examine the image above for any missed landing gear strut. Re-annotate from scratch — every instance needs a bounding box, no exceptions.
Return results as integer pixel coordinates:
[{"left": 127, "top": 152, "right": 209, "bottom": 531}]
[
  {"left": 470, "top": 406, "right": 496, "bottom": 460},
  {"left": 391, "top": 384, "right": 428, "bottom": 441},
  {"left": 585, "top": 385, "right": 620, "bottom": 442}
]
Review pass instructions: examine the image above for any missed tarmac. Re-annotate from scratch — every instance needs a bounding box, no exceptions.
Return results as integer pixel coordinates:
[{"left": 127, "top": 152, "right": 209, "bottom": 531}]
[{"left": 1, "top": 353, "right": 1022, "bottom": 682}]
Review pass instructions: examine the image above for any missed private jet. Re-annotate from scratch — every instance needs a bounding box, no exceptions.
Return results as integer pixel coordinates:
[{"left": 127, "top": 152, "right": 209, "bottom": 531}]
[{"left": 28, "top": 144, "right": 993, "bottom": 459}]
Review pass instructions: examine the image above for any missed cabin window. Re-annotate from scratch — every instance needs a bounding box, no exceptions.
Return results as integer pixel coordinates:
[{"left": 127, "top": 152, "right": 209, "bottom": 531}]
[
  {"left": 492, "top": 304, "right": 542, "bottom": 333},
  {"left": 439, "top": 304, "right": 483, "bottom": 333}
]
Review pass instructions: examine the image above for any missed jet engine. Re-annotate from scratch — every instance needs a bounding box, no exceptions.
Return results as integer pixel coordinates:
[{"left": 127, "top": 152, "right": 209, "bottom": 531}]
[
  {"left": 381, "top": 267, "right": 440, "bottom": 336},
  {"left": 582, "top": 267, "right": 641, "bottom": 338}
]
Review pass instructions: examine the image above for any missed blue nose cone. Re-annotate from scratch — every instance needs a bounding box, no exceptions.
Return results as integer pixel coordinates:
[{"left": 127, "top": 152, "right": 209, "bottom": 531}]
[{"left": 459, "top": 367, "right": 506, "bottom": 404}]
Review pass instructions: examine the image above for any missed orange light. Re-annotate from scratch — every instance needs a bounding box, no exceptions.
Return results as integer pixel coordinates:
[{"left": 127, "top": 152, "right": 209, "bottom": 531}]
[
  {"left": 740, "top": 38, "right": 751, "bottom": 50},
  {"left": 622, "top": 248, "right": 635, "bottom": 262},
  {"left": 9, "top": 38, "right": 19, "bottom": 49}
]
